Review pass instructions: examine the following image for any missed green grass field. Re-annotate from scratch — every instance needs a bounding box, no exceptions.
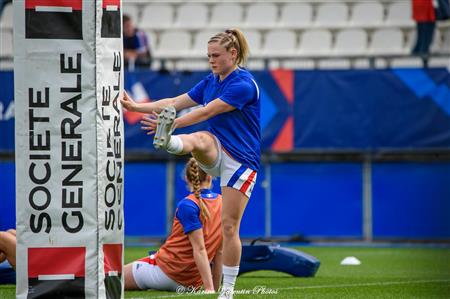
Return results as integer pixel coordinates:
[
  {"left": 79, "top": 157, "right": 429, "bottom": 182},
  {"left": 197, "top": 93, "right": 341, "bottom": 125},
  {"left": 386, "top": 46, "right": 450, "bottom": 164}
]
[{"left": 1, "top": 246, "right": 449, "bottom": 298}]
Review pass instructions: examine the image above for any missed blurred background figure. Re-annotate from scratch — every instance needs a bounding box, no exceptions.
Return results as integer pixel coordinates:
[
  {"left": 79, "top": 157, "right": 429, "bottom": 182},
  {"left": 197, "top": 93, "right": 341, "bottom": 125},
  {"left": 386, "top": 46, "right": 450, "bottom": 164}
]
[
  {"left": 123, "top": 14, "right": 152, "bottom": 70},
  {"left": 411, "top": 0, "right": 436, "bottom": 55},
  {"left": 435, "top": 0, "right": 450, "bottom": 21},
  {"left": 0, "top": 0, "right": 12, "bottom": 17}
]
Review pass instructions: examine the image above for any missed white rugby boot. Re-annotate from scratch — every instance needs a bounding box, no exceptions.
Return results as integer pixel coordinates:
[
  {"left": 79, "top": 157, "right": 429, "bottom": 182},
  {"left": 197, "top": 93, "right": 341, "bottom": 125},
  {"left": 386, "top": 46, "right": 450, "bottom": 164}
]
[{"left": 153, "top": 106, "right": 176, "bottom": 149}]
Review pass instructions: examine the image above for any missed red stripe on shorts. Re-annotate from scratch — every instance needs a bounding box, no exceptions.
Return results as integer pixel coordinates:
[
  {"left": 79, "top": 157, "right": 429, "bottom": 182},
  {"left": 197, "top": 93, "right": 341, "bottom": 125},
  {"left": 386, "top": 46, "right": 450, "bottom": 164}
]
[{"left": 239, "top": 170, "right": 256, "bottom": 195}]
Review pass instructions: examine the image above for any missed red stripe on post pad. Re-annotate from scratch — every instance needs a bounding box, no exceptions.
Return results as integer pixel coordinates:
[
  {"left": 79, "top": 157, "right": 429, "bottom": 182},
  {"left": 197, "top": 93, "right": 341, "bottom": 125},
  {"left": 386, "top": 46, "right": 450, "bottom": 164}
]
[
  {"left": 25, "top": 0, "right": 82, "bottom": 10},
  {"left": 28, "top": 247, "right": 86, "bottom": 278},
  {"left": 103, "top": 244, "right": 123, "bottom": 274}
]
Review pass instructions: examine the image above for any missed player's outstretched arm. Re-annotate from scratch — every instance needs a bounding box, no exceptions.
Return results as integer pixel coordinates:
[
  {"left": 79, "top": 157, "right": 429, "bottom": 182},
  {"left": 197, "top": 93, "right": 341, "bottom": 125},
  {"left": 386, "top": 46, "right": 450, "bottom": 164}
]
[
  {"left": 120, "top": 91, "right": 197, "bottom": 115},
  {"left": 188, "top": 228, "right": 215, "bottom": 293},
  {"left": 174, "top": 98, "right": 235, "bottom": 129}
]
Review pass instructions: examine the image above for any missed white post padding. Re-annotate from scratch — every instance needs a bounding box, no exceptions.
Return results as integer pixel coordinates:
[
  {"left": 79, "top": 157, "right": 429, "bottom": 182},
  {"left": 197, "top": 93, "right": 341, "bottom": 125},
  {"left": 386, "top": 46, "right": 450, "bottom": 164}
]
[{"left": 14, "top": 1, "right": 124, "bottom": 298}]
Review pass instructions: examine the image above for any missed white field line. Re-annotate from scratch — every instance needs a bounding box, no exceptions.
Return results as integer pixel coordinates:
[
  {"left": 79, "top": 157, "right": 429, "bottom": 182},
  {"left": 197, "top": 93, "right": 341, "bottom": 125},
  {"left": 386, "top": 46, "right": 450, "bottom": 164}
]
[
  {"left": 142, "top": 279, "right": 450, "bottom": 299},
  {"left": 282, "top": 278, "right": 450, "bottom": 290}
]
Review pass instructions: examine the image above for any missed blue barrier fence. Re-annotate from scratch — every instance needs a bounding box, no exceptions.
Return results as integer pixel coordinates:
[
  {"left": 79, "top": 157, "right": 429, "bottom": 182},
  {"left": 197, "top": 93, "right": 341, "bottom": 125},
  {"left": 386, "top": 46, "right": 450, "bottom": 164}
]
[
  {"left": 1, "top": 160, "right": 449, "bottom": 239},
  {"left": 1, "top": 68, "right": 449, "bottom": 239}
]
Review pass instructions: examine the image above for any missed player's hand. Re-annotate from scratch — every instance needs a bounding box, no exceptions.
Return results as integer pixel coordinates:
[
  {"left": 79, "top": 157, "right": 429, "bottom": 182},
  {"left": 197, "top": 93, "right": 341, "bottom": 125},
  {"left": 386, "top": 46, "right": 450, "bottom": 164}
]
[
  {"left": 141, "top": 111, "right": 159, "bottom": 135},
  {"left": 120, "top": 91, "right": 138, "bottom": 112}
]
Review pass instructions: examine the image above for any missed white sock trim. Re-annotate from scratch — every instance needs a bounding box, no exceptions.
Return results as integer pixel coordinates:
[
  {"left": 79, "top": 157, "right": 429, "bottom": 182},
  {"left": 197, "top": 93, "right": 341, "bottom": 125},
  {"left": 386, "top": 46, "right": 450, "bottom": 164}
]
[
  {"left": 223, "top": 265, "right": 239, "bottom": 276},
  {"left": 222, "top": 265, "right": 239, "bottom": 290},
  {"left": 166, "top": 135, "right": 183, "bottom": 154}
]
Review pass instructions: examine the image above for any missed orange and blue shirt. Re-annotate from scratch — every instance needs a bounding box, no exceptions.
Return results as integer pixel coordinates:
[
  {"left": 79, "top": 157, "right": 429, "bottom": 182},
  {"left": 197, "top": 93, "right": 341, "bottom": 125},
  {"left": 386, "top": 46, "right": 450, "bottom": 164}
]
[{"left": 155, "top": 189, "right": 222, "bottom": 288}]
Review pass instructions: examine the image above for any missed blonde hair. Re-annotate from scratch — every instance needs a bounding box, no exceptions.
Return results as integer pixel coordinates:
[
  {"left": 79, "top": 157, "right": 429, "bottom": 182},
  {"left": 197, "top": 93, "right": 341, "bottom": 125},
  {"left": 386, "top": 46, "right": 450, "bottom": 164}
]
[
  {"left": 208, "top": 28, "right": 250, "bottom": 66},
  {"left": 185, "top": 158, "right": 210, "bottom": 220}
]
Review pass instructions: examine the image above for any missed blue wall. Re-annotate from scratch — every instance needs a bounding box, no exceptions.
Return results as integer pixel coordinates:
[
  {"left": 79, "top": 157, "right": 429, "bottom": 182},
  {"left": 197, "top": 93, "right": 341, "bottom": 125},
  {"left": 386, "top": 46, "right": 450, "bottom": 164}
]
[
  {"left": 0, "top": 162, "right": 15, "bottom": 230},
  {"left": 372, "top": 162, "right": 450, "bottom": 239},
  {"left": 1, "top": 161, "right": 449, "bottom": 239},
  {"left": 123, "top": 162, "right": 167, "bottom": 236},
  {"left": 271, "top": 163, "right": 363, "bottom": 238},
  {"left": 1, "top": 68, "right": 449, "bottom": 239}
]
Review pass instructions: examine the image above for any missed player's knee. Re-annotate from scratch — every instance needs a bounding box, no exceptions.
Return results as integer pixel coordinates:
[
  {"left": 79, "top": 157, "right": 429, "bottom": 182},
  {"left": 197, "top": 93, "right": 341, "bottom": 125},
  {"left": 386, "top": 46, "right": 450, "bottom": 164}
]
[
  {"left": 222, "top": 220, "right": 238, "bottom": 238},
  {"left": 192, "top": 132, "right": 213, "bottom": 151}
]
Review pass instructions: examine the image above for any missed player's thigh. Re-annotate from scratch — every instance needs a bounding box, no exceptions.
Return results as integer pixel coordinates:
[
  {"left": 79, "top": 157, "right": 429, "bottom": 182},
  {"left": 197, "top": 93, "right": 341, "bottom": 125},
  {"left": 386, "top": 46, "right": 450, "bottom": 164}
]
[
  {"left": 190, "top": 131, "right": 220, "bottom": 168},
  {"left": 221, "top": 186, "right": 249, "bottom": 228},
  {"left": 0, "top": 231, "right": 15, "bottom": 256},
  {"left": 129, "top": 260, "right": 181, "bottom": 291},
  {"left": 124, "top": 263, "right": 139, "bottom": 290}
]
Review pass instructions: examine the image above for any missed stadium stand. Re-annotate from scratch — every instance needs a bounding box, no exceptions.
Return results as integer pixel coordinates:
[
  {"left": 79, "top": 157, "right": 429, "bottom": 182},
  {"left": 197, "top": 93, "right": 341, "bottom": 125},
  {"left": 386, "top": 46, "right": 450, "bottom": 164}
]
[
  {"left": 0, "top": 29, "right": 12, "bottom": 56},
  {"left": 123, "top": 2, "right": 140, "bottom": 23},
  {"left": 209, "top": 3, "right": 244, "bottom": 29},
  {"left": 244, "top": 3, "right": 278, "bottom": 29},
  {"left": 369, "top": 28, "right": 405, "bottom": 55},
  {"left": 314, "top": 3, "right": 348, "bottom": 28},
  {"left": 0, "top": 3, "right": 12, "bottom": 30},
  {"left": 0, "top": 29, "right": 12, "bottom": 69},
  {"left": 262, "top": 29, "right": 298, "bottom": 57},
  {"left": 350, "top": 2, "right": 384, "bottom": 27},
  {"left": 139, "top": 4, "right": 174, "bottom": 30},
  {"left": 333, "top": 29, "right": 368, "bottom": 56},
  {"left": 154, "top": 30, "right": 191, "bottom": 59},
  {"left": 279, "top": 3, "right": 313, "bottom": 28},
  {"left": 1, "top": 0, "right": 449, "bottom": 70},
  {"left": 191, "top": 30, "right": 218, "bottom": 57},
  {"left": 385, "top": 1, "right": 415, "bottom": 26},
  {"left": 298, "top": 29, "right": 333, "bottom": 56},
  {"left": 174, "top": 3, "right": 209, "bottom": 29}
]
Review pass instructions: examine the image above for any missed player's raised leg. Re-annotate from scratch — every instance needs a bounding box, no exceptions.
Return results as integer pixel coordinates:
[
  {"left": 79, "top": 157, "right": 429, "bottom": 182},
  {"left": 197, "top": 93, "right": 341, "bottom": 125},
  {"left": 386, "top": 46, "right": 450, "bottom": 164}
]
[{"left": 151, "top": 107, "right": 220, "bottom": 168}]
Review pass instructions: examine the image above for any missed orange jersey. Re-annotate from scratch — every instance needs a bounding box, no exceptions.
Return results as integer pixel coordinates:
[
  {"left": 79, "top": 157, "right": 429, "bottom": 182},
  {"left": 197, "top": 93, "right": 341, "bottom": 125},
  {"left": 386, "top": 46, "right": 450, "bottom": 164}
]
[{"left": 155, "top": 191, "right": 222, "bottom": 288}]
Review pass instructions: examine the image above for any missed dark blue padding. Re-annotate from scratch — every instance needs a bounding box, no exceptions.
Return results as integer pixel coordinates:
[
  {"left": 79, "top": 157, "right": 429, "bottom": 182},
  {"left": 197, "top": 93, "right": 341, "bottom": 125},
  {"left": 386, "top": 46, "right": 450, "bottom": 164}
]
[
  {"left": 239, "top": 245, "right": 320, "bottom": 277},
  {"left": 0, "top": 261, "right": 15, "bottom": 284}
]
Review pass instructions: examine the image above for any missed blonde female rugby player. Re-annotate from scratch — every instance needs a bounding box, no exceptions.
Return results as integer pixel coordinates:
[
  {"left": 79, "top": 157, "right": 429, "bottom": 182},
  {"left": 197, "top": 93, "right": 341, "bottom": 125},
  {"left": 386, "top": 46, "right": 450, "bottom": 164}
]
[{"left": 122, "top": 28, "right": 260, "bottom": 299}]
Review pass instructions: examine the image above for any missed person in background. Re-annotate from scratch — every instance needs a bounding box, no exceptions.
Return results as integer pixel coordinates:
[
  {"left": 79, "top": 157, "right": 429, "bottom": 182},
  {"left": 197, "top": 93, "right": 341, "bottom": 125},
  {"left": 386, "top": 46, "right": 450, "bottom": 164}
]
[
  {"left": 0, "top": 0, "right": 12, "bottom": 18},
  {"left": 123, "top": 14, "right": 152, "bottom": 69},
  {"left": 124, "top": 158, "right": 223, "bottom": 293},
  {"left": 411, "top": 0, "right": 436, "bottom": 55}
]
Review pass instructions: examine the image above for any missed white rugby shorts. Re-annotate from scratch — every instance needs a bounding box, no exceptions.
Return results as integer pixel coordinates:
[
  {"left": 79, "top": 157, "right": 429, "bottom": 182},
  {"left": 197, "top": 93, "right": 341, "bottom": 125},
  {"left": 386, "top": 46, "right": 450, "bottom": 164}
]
[
  {"left": 198, "top": 136, "right": 258, "bottom": 198},
  {"left": 132, "top": 257, "right": 183, "bottom": 291}
]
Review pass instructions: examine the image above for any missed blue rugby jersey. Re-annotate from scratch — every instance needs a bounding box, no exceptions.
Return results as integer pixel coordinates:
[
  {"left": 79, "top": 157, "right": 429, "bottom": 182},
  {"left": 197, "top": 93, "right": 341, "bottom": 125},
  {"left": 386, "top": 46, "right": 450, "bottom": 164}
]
[
  {"left": 188, "top": 68, "right": 261, "bottom": 171},
  {"left": 176, "top": 189, "right": 220, "bottom": 234}
]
